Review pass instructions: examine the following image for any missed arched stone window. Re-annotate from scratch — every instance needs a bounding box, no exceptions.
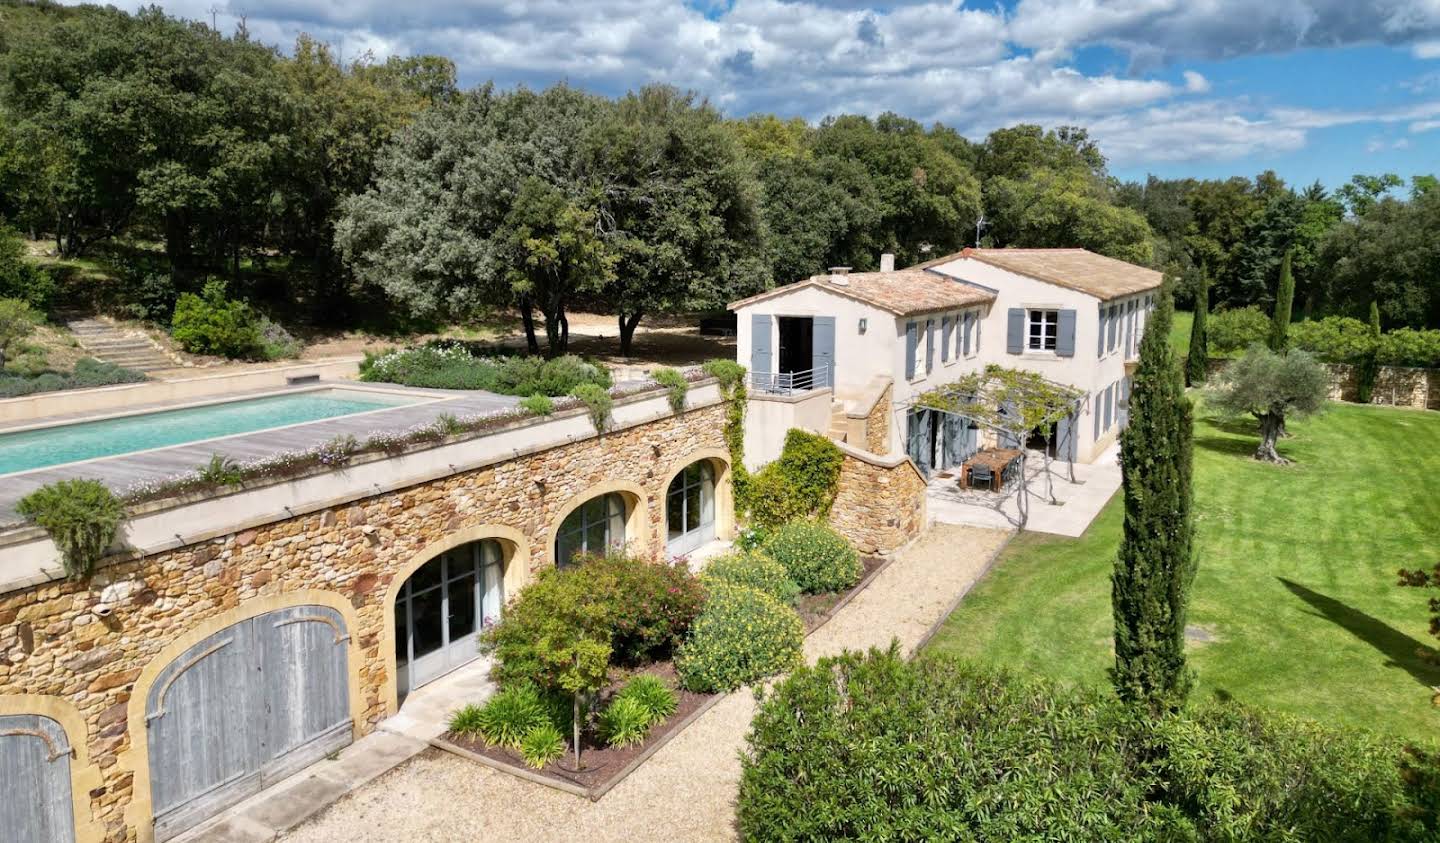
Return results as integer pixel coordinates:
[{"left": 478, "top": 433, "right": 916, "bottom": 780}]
[
  {"left": 394, "top": 539, "right": 505, "bottom": 696},
  {"left": 554, "top": 492, "right": 627, "bottom": 567},
  {"left": 666, "top": 460, "right": 716, "bottom": 557}
]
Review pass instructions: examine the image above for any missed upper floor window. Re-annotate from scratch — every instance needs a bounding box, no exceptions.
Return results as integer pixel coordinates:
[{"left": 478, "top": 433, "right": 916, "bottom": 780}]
[{"left": 1027, "top": 309, "right": 1058, "bottom": 352}]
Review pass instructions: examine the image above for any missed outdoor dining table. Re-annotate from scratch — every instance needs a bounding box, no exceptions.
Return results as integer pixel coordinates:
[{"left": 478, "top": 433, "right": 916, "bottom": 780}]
[{"left": 961, "top": 447, "right": 1024, "bottom": 492}]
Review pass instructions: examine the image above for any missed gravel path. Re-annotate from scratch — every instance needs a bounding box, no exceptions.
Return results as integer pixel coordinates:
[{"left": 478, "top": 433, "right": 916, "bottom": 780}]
[{"left": 284, "top": 524, "right": 1011, "bottom": 843}]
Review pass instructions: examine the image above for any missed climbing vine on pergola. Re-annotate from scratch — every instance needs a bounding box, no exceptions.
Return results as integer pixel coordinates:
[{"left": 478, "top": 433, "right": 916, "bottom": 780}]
[{"left": 911, "top": 365, "right": 1087, "bottom": 526}]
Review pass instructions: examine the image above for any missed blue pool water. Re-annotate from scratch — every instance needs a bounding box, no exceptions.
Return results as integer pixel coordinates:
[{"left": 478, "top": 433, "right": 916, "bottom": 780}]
[{"left": 0, "top": 389, "right": 422, "bottom": 476}]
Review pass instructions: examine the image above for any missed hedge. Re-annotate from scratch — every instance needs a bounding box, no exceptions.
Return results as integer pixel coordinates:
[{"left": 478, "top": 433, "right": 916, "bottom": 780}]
[{"left": 360, "top": 344, "right": 612, "bottom": 395}]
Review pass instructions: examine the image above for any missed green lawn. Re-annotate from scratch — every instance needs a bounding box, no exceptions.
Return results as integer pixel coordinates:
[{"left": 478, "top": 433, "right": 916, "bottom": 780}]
[
  {"left": 1171, "top": 309, "right": 1193, "bottom": 356},
  {"left": 927, "top": 401, "right": 1440, "bottom": 742}
]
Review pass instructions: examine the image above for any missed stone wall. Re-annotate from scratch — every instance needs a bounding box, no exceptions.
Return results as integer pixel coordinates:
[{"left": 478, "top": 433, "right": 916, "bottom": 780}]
[
  {"left": 829, "top": 445, "right": 927, "bottom": 555},
  {"left": 864, "top": 382, "right": 892, "bottom": 455},
  {"left": 1207, "top": 358, "right": 1438, "bottom": 411},
  {"left": 0, "top": 403, "right": 729, "bottom": 842}
]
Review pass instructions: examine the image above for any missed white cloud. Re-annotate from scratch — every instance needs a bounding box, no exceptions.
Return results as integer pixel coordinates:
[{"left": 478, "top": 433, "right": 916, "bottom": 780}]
[
  {"left": 1411, "top": 118, "right": 1440, "bottom": 131},
  {"left": 1182, "top": 70, "right": 1210, "bottom": 93},
  {"left": 1416, "top": 39, "right": 1440, "bottom": 57}
]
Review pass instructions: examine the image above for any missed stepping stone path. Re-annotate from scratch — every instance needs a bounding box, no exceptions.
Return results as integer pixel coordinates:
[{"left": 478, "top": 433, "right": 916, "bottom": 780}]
[{"left": 66, "top": 317, "right": 179, "bottom": 372}]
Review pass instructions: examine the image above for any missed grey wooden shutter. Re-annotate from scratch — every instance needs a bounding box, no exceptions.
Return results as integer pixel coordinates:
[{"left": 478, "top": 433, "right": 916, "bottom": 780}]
[
  {"left": 1056, "top": 309, "right": 1077, "bottom": 357},
  {"left": 750, "top": 314, "right": 772, "bottom": 390},
  {"left": 0, "top": 714, "right": 76, "bottom": 843},
  {"left": 1056, "top": 412, "right": 1078, "bottom": 462},
  {"left": 1103, "top": 384, "right": 1114, "bottom": 430},
  {"left": 905, "top": 321, "right": 917, "bottom": 379},
  {"left": 1006, "top": 308, "right": 1024, "bottom": 354},
  {"left": 941, "top": 316, "right": 952, "bottom": 361},
  {"left": 1118, "top": 377, "right": 1131, "bottom": 429},
  {"left": 1097, "top": 305, "right": 1106, "bottom": 356},
  {"left": 925, "top": 320, "right": 935, "bottom": 373},
  {"left": 1125, "top": 300, "right": 1136, "bottom": 356},
  {"left": 812, "top": 316, "right": 835, "bottom": 388}
]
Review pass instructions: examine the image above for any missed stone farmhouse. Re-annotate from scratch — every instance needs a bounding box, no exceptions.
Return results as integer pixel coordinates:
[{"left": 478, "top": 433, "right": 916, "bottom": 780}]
[{"left": 729, "top": 248, "right": 1163, "bottom": 472}]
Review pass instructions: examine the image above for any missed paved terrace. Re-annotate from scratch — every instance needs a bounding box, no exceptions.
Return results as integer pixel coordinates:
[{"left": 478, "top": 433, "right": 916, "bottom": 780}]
[{"left": 0, "top": 382, "right": 520, "bottom": 522}]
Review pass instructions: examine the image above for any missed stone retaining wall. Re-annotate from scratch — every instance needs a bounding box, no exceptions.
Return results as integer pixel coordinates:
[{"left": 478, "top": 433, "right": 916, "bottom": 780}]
[
  {"left": 0, "top": 403, "right": 729, "bottom": 842},
  {"left": 829, "top": 445, "right": 927, "bottom": 555},
  {"left": 1204, "top": 359, "right": 1439, "bottom": 411}
]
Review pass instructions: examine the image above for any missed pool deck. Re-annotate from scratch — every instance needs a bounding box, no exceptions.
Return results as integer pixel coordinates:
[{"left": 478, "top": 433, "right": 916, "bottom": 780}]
[{"left": 0, "top": 382, "right": 520, "bottom": 523}]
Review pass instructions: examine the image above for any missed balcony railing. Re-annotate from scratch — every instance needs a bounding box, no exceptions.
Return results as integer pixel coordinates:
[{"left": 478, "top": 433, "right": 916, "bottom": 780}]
[{"left": 750, "top": 365, "right": 830, "bottom": 395}]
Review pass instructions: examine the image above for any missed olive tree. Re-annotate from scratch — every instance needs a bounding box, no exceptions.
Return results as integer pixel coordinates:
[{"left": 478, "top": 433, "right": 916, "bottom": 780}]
[{"left": 1208, "top": 345, "right": 1328, "bottom": 463}]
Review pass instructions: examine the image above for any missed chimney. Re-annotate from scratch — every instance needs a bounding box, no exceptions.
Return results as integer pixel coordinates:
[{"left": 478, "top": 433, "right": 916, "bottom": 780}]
[
  {"left": 879, "top": 253, "right": 895, "bottom": 273},
  {"left": 828, "top": 266, "right": 850, "bottom": 276},
  {"left": 827, "top": 266, "right": 851, "bottom": 286}
]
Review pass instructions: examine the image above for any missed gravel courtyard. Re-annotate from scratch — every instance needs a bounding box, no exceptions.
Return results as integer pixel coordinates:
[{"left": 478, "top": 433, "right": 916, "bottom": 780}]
[{"left": 283, "top": 524, "right": 1011, "bottom": 843}]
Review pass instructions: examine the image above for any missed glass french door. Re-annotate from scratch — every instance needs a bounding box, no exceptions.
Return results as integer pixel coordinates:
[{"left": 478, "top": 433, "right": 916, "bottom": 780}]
[
  {"left": 666, "top": 461, "right": 716, "bottom": 557},
  {"left": 395, "top": 540, "right": 503, "bottom": 696}
]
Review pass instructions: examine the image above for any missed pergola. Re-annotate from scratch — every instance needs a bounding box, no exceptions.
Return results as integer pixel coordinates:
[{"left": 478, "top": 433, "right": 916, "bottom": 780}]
[{"left": 910, "top": 365, "right": 1087, "bottom": 528}]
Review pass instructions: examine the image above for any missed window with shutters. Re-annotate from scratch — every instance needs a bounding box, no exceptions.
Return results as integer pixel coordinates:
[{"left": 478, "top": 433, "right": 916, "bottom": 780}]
[
  {"left": 911, "top": 321, "right": 926, "bottom": 378},
  {"left": 1026, "top": 309, "right": 1059, "bottom": 351}
]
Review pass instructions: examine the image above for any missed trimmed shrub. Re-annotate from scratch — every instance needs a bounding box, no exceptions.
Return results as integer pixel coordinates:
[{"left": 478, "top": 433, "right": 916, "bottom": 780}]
[
  {"left": 613, "top": 674, "right": 677, "bottom": 724},
  {"left": 519, "top": 722, "right": 567, "bottom": 769},
  {"left": 16, "top": 479, "right": 124, "bottom": 579},
  {"left": 738, "top": 648, "right": 1433, "bottom": 842},
  {"left": 360, "top": 345, "right": 612, "bottom": 395},
  {"left": 761, "top": 521, "right": 861, "bottom": 594},
  {"left": 675, "top": 583, "right": 803, "bottom": 693},
  {"left": 472, "top": 683, "right": 551, "bottom": 748},
  {"left": 1207, "top": 306, "right": 1271, "bottom": 355},
  {"left": 746, "top": 429, "right": 844, "bottom": 529},
  {"left": 519, "top": 393, "right": 554, "bottom": 415},
  {"left": 700, "top": 551, "right": 800, "bottom": 605},
  {"left": 484, "top": 552, "right": 703, "bottom": 687},
  {"left": 599, "top": 696, "right": 653, "bottom": 747},
  {"left": 171, "top": 279, "right": 264, "bottom": 359},
  {"left": 651, "top": 366, "right": 688, "bottom": 413},
  {"left": 1377, "top": 328, "right": 1440, "bottom": 368},
  {"left": 1289, "top": 316, "right": 1378, "bottom": 362}
]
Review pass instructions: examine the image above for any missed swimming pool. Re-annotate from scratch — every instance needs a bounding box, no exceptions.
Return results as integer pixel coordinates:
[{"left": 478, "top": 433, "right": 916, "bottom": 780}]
[{"left": 0, "top": 388, "right": 427, "bottom": 476}]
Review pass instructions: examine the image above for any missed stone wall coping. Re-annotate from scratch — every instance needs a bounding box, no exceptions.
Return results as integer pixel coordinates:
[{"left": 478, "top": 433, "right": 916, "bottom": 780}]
[
  {"left": 833, "top": 438, "right": 926, "bottom": 481},
  {"left": 845, "top": 375, "right": 894, "bottom": 419},
  {"left": 747, "top": 386, "right": 834, "bottom": 405},
  {"left": 0, "top": 380, "right": 723, "bottom": 596}
]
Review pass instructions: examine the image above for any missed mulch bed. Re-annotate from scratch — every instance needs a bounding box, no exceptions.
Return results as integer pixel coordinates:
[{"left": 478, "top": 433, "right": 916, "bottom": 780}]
[{"left": 433, "top": 553, "right": 891, "bottom": 799}]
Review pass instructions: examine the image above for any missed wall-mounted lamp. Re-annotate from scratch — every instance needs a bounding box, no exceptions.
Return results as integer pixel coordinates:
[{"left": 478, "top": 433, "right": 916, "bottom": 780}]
[{"left": 858, "top": 317, "right": 868, "bottom": 334}]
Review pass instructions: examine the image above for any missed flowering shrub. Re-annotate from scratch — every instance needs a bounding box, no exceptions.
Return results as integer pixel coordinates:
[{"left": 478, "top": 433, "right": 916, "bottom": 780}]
[
  {"left": 761, "top": 521, "right": 861, "bottom": 594},
  {"left": 360, "top": 345, "right": 612, "bottom": 395},
  {"left": 700, "top": 551, "right": 800, "bottom": 605},
  {"left": 676, "top": 582, "right": 803, "bottom": 693}
]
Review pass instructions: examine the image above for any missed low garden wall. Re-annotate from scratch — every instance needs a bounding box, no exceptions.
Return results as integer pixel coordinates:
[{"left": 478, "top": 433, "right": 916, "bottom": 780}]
[
  {"left": 829, "top": 442, "right": 927, "bottom": 555},
  {"left": 1204, "top": 359, "right": 1439, "bottom": 410}
]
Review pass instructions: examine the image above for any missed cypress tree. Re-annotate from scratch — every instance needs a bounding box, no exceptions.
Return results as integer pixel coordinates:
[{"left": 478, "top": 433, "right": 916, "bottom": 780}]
[
  {"left": 1184, "top": 264, "right": 1209, "bottom": 387},
  {"left": 1268, "top": 249, "right": 1294, "bottom": 352},
  {"left": 1369, "top": 299, "right": 1382, "bottom": 336},
  {"left": 1111, "top": 279, "right": 1196, "bottom": 714},
  {"left": 1358, "top": 300, "right": 1382, "bottom": 404}
]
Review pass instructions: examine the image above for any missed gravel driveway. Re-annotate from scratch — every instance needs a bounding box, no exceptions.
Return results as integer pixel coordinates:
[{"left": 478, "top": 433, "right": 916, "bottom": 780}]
[{"left": 284, "top": 524, "right": 1011, "bottom": 843}]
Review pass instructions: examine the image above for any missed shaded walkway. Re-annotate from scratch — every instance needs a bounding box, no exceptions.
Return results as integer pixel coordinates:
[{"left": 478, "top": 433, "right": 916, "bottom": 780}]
[{"left": 282, "top": 524, "right": 1011, "bottom": 843}]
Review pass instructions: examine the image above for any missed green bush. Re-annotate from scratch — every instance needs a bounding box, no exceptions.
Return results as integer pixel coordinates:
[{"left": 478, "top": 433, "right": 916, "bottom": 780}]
[
  {"left": 651, "top": 366, "right": 689, "bottom": 413},
  {"left": 738, "top": 648, "right": 1434, "bottom": 842},
  {"left": 484, "top": 552, "right": 703, "bottom": 688},
  {"left": 761, "top": 521, "right": 861, "bottom": 594},
  {"left": 519, "top": 393, "right": 554, "bottom": 415},
  {"left": 0, "top": 297, "right": 41, "bottom": 371},
  {"left": 700, "top": 551, "right": 800, "bottom": 605},
  {"left": 118, "top": 270, "right": 177, "bottom": 324},
  {"left": 0, "top": 227, "right": 55, "bottom": 311},
  {"left": 472, "top": 684, "right": 551, "bottom": 748},
  {"left": 1207, "top": 306, "right": 1271, "bottom": 355},
  {"left": 446, "top": 703, "right": 486, "bottom": 736},
  {"left": 0, "top": 357, "right": 147, "bottom": 398},
  {"left": 16, "top": 479, "right": 125, "bottom": 579},
  {"left": 1289, "top": 316, "right": 1379, "bottom": 362},
  {"left": 1377, "top": 328, "right": 1440, "bottom": 368},
  {"left": 746, "top": 429, "right": 844, "bottom": 529},
  {"left": 359, "top": 345, "right": 612, "bottom": 395},
  {"left": 570, "top": 383, "right": 613, "bottom": 432},
  {"left": 171, "top": 279, "right": 264, "bottom": 359},
  {"left": 613, "top": 674, "right": 678, "bottom": 724},
  {"left": 675, "top": 583, "right": 803, "bottom": 693},
  {"left": 599, "top": 696, "right": 653, "bottom": 747},
  {"left": 257, "top": 316, "right": 301, "bottom": 360},
  {"left": 519, "top": 722, "right": 567, "bottom": 769}
]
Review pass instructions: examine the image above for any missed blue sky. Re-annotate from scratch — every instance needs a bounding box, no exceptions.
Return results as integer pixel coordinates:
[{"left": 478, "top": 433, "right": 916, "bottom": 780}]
[{"left": 85, "top": 0, "right": 1440, "bottom": 190}]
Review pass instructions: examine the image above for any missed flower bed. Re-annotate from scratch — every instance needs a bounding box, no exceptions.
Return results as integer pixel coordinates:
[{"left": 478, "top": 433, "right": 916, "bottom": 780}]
[{"left": 433, "top": 536, "right": 887, "bottom": 800}]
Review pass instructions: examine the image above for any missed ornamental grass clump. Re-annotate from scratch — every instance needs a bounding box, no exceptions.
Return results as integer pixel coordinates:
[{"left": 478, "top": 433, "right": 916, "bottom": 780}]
[
  {"left": 471, "top": 684, "right": 551, "bottom": 748},
  {"left": 613, "top": 674, "right": 678, "bottom": 724},
  {"left": 676, "top": 583, "right": 803, "bottom": 693},
  {"left": 760, "top": 521, "right": 861, "bottom": 595},
  {"left": 518, "top": 722, "right": 567, "bottom": 769},
  {"left": 599, "top": 696, "right": 653, "bottom": 747},
  {"left": 700, "top": 551, "right": 800, "bottom": 605}
]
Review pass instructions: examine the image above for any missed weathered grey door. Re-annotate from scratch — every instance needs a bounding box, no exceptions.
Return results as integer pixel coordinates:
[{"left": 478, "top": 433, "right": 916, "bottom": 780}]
[
  {"left": 0, "top": 714, "right": 76, "bottom": 843},
  {"left": 146, "top": 606, "right": 351, "bottom": 842},
  {"left": 811, "top": 316, "right": 835, "bottom": 388},
  {"left": 750, "top": 314, "right": 773, "bottom": 390}
]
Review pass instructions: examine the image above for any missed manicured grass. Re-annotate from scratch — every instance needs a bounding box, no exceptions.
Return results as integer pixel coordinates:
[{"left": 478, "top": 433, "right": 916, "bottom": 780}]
[
  {"left": 927, "top": 401, "right": 1440, "bottom": 742},
  {"left": 1170, "top": 309, "right": 1193, "bottom": 357}
]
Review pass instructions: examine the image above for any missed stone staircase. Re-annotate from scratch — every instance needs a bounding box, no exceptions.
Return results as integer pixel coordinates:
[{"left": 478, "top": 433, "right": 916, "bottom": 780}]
[
  {"left": 827, "top": 401, "right": 849, "bottom": 443},
  {"left": 66, "top": 317, "right": 179, "bottom": 372}
]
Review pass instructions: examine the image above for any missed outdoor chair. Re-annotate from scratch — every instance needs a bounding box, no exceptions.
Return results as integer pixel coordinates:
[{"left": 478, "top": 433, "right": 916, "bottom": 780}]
[{"left": 969, "top": 464, "right": 995, "bottom": 491}]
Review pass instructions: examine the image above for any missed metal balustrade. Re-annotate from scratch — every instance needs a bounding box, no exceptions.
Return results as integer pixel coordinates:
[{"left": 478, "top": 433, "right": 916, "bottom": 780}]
[{"left": 749, "top": 365, "right": 830, "bottom": 394}]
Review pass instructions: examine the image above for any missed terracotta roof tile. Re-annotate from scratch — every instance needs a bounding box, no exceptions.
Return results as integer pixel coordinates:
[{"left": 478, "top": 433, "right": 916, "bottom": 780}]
[
  {"left": 728, "top": 270, "right": 994, "bottom": 316},
  {"left": 914, "top": 248, "right": 1163, "bottom": 301}
]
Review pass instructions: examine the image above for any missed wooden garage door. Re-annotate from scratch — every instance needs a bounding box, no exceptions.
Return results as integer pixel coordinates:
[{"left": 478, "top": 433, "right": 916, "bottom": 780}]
[
  {"left": 0, "top": 714, "right": 76, "bottom": 843},
  {"left": 146, "top": 605, "right": 352, "bottom": 841}
]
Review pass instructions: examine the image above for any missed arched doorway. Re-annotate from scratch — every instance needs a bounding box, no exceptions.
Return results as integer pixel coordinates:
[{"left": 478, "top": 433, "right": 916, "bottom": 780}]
[
  {"left": 554, "top": 492, "right": 628, "bottom": 567},
  {"left": 144, "top": 605, "right": 352, "bottom": 841},
  {"left": 0, "top": 713, "right": 76, "bottom": 842},
  {"left": 666, "top": 460, "right": 716, "bottom": 557},
  {"left": 394, "top": 538, "right": 504, "bottom": 697}
]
